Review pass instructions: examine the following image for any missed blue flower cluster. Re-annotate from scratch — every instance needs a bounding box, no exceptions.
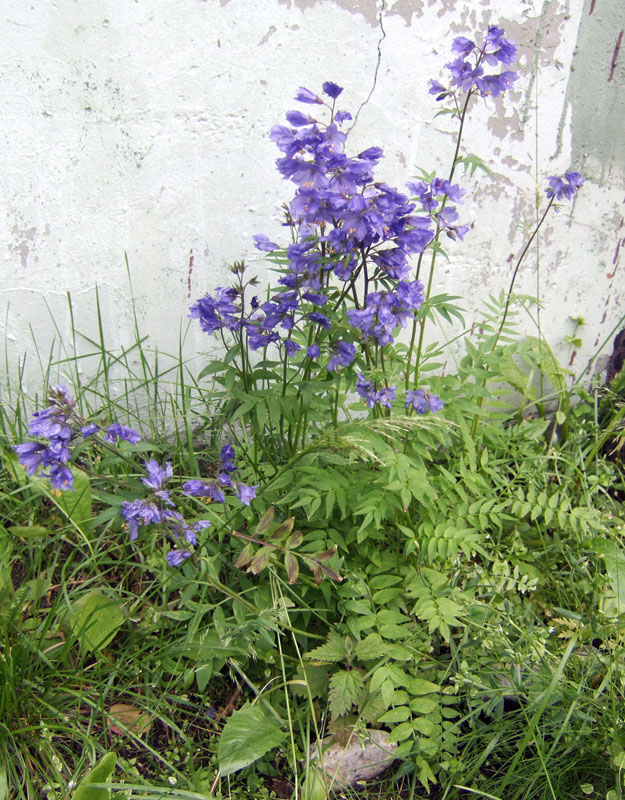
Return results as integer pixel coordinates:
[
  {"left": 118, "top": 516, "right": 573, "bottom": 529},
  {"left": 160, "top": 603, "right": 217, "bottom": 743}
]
[
  {"left": 118, "top": 444, "right": 257, "bottom": 566},
  {"left": 406, "top": 178, "right": 469, "bottom": 241},
  {"left": 120, "top": 458, "right": 212, "bottom": 567},
  {"left": 13, "top": 386, "right": 257, "bottom": 568},
  {"left": 347, "top": 280, "right": 425, "bottom": 346},
  {"left": 13, "top": 386, "right": 141, "bottom": 491},
  {"left": 546, "top": 172, "right": 584, "bottom": 201},
  {"left": 430, "top": 25, "right": 519, "bottom": 100}
]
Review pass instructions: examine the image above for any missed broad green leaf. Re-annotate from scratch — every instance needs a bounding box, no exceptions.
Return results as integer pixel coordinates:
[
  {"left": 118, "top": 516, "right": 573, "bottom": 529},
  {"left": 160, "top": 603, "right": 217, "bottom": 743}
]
[
  {"left": 72, "top": 752, "right": 116, "bottom": 800},
  {"left": 65, "top": 591, "right": 125, "bottom": 654},
  {"left": 593, "top": 538, "right": 625, "bottom": 611},
  {"left": 8, "top": 525, "right": 52, "bottom": 539},
  {"left": 406, "top": 677, "right": 440, "bottom": 695},
  {"left": 55, "top": 468, "right": 92, "bottom": 534},
  {"left": 0, "top": 765, "right": 7, "bottom": 800},
  {"left": 218, "top": 702, "right": 286, "bottom": 776},
  {"left": 378, "top": 706, "right": 411, "bottom": 723}
]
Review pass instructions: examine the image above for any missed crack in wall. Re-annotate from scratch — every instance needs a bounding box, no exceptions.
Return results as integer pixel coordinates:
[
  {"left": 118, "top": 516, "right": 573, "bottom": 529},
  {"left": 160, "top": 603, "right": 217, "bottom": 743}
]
[{"left": 347, "top": 0, "right": 387, "bottom": 134}]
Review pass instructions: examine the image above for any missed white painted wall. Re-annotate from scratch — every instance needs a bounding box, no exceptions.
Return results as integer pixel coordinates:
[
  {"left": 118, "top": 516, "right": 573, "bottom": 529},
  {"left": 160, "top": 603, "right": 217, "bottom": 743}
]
[{"left": 2, "top": 0, "right": 623, "bottom": 398}]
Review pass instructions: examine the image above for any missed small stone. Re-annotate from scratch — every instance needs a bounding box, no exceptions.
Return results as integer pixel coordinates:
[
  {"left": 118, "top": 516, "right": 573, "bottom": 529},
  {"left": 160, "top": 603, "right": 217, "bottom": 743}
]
[{"left": 309, "top": 729, "right": 397, "bottom": 790}]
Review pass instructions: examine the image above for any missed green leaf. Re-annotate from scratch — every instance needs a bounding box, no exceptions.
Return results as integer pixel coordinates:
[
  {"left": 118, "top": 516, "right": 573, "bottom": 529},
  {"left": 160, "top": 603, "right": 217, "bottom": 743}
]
[
  {"left": 378, "top": 706, "right": 411, "bottom": 723},
  {"left": 593, "top": 538, "right": 625, "bottom": 611},
  {"left": 218, "top": 702, "right": 286, "bottom": 776},
  {"left": 55, "top": 468, "right": 92, "bottom": 534},
  {"left": 8, "top": 525, "right": 52, "bottom": 539},
  {"left": 0, "top": 766, "right": 7, "bottom": 800},
  {"left": 64, "top": 591, "right": 125, "bottom": 654},
  {"left": 306, "top": 631, "right": 348, "bottom": 663},
  {"left": 328, "top": 669, "right": 364, "bottom": 718},
  {"left": 284, "top": 551, "right": 299, "bottom": 584},
  {"left": 72, "top": 752, "right": 116, "bottom": 800}
]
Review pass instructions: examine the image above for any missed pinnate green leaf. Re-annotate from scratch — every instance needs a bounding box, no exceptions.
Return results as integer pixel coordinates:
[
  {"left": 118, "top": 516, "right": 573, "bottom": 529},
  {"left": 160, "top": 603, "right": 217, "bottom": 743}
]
[{"left": 328, "top": 669, "right": 363, "bottom": 718}]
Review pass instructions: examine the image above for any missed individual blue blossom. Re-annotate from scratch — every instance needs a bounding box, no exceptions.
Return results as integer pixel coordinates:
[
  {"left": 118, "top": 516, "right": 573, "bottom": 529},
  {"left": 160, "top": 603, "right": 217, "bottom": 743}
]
[
  {"left": 308, "top": 312, "right": 331, "bottom": 330},
  {"left": 327, "top": 341, "right": 356, "bottom": 371},
  {"left": 142, "top": 459, "right": 173, "bottom": 491},
  {"left": 484, "top": 25, "right": 517, "bottom": 65},
  {"left": 167, "top": 549, "right": 192, "bottom": 567},
  {"left": 163, "top": 510, "right": 210, "bottom": 547},
  {"left": 104, "top": 423, "right": 141, "bottom": 445},
  {"left": 452, "top": 36, "right": 476, "bottom": 57},
  {"left": 247, "top": 329, "right": 281, "bottom": 350},
  {"left": 253, "top": 234, "right": 279, "bottom": 252},
  {"left": 183, "top": 480, "right": 226, "bottom": 504},
  {"left": 286, "top": 110, "right": 314, "bottom": 127},
  {"left": 307, "top": 344, "right": 321, "bottom": 359},
  {"left": 48, "top": 464, "right": 74, "bottom": 491},
  {"left": 334, "top": 110, "right": 352, "bottom": 125},
  {"left": 284, "top": 339, "right": 302, "bottom": 357},
  {"left": 429, "top": 80, "right": 450, "bottom": 101},
  {"left": 322, "top": 81, "right": 343, "bottom": 99},
  {"left": 546, "top": 172, "right": 584, "bottom": 201},
  {"left": 302, "top": 291, "right": 328, "bottom": 306},
  {"left": 295, "top": 86, "right": 322, "bottom": 104},
  {"left": 405, "top": 389, "right": 444, "bottom": 414},
  {"left": 81, "top": 423, "right": 99, "bottom": 437},
  {"left": 13, "top": 441, "right": 46, "bottom": 476},
  {"left": 236, "top": 483, "right": 258, "bottom": 506},
  {"left": 220, "top": 444, "right": 236, "bottom": 472}
]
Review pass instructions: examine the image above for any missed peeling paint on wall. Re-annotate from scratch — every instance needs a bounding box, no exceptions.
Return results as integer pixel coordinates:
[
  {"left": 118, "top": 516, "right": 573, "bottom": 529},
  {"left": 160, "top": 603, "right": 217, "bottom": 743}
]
[
  {"left": 1, "top": 0, "right": 623, "bottom": 393},
  {"left": 556, "top": 0, "right": 625, "bottom": 182}
]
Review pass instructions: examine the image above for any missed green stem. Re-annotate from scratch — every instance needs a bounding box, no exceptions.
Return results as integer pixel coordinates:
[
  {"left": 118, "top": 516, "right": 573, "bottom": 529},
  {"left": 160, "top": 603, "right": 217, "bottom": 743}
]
[
  {"left": 406, "top": 90, "right": 474, "bottom": 390},
  {"left": 469, "top": 196, "right": 556, "bottom": 438}
]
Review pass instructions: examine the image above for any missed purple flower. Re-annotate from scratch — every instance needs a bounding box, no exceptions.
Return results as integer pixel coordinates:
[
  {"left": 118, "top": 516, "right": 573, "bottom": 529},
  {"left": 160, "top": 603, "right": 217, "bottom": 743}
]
[
  {"left": 284, "top": 339, "right": 302, "bottom": 357},
  {"left": 307, "top": 344, "right": 321, "bottom": 359},
  {"left": 142, "top": 459, "right": 173, "bottom": 491},
  {"left": 253, "top": 234, "right": 279, "bottom": 252},
  {"left": 167, "top": 549, "right": 191, "bottom": 567},
  {"left": 48, "top": 464, "right": 74, "bottom": 492},
  {"left": 236, "top": 483, "right": 258, "bottom": 506},
  {"left": 308, "top": 312, "right": 331, "bottom": 330},
  {"left": 286, "top": 110, "right": 313, "bottom": 127},
  {"left": 28, "top": 408, "right": 72, "bottom": 442},
  {"left": 14, "top": 441, "right": 46, "bottom": 475},
  {"left": 302, "top": 292, "right": 328, "bottom": 306},
  {"left": 104, "top": 423, "right": 141, "bottom": 445},
  {"left": 452, "top": 36, "right": 475, "bottom": 57},
  {"left": 189, "top": 287, "right": 242, "bottom": 335},
  {"left": 356, "top": 374, "right": 395, "bottom": 410},
  {"left": 327, "top": 341, "right": 356, "bottom": 371},
  {"left": 183, "top": 480, "right": 225, "bottom": 504},
  {"left": 323, "top": 81, "right": 343, "bottom": 99},
  {"left": 121, "top": 498, "right": 163, "bottom": 541},
  {"left": 546, "top": 172, "right": 584, "bottom": 201},
  {"left": 429, "top": 80, "right": 449, "bottom": 101},
  {"left": 405, "top": 390, "right": 444, "bottom": 414},
  {"left": 295, "top": 86, "right": 322, "bottom": 104},
  {"left": 437, "top": 26, "right": 519, "bottom": 98},
  {"left": 81, "top": 423, "right": 99, "bottom": 437}
]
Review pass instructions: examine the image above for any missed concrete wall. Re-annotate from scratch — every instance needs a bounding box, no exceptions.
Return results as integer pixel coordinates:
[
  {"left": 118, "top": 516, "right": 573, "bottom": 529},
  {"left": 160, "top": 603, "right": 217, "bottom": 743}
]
[{"left": 2, "top": 0, "right": 624, "bottom": 396}]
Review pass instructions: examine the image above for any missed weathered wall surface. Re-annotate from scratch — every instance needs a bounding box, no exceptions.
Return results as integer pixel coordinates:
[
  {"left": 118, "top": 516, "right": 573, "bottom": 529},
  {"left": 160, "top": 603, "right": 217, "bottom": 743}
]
[{"left": 1, "top": 0, "right": 623, "bottom": 395}]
